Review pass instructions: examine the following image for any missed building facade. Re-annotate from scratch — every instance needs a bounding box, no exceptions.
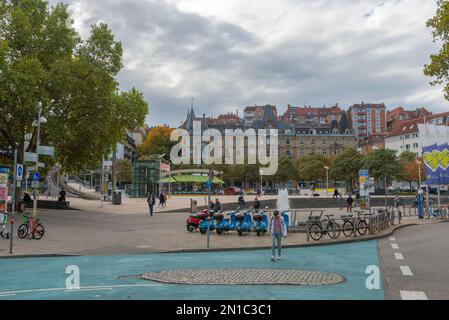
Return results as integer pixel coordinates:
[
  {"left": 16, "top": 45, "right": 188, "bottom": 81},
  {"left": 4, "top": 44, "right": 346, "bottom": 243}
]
[
  {"left": 348, "top": 103, "right": 387, "bottom": 143},
  {"left": 385, "top": 112, "right": 449, "bottom": 157},
  {"left": 180, "top": 105, "right": 357, "bottom": 160}
]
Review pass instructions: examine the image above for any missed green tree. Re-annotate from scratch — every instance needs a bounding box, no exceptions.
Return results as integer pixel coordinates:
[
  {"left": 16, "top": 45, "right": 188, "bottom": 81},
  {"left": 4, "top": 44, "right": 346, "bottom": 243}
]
[
  {"left": 424, "top": 0, "right": 449, "bottom": 99},
  {"left": 297, "top": 154, "right": 329, "bottom": 182},
  {"left": 329, "top": 148, "right": 362, "bottom": 191},
  {"left": 0, "top": 1, "right": 148, "bottom": 175},
  {"left": 116, "top": 159, "right": 132, "bottom": 185},
  {"left": 366, "top": 149, "right": 401, "bottom": 182}
]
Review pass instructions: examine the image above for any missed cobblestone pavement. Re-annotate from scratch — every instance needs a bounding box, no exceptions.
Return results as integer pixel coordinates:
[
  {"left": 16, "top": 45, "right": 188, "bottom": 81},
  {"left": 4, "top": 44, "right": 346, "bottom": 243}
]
[{"left": 140, "top": 269, "right": 346, "bottom": 286}]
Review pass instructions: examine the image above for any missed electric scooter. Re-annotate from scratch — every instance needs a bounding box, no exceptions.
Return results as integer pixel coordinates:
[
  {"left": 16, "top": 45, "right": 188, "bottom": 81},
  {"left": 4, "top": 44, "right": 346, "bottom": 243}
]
[
  {"left": 199, "top": 210, "right": 216, "bottom": 234},
  {"left": 214, "top": 211, "right": 230, "bottom": 235},
  {"left": 253, "top": 210, "right": 268, "bottom": 236},
  {"left": 236, "top": 211, "right": 253, "bottom": 236},
  {"left": 186, "top": 209, "right": 209, "bottom": 232}
]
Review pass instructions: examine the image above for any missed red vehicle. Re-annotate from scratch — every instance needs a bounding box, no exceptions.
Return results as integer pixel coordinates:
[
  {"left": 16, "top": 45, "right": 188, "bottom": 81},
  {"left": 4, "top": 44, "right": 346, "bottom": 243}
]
[
  {"left": 224, "top": 187, "right": 242, "bottom": 196},
  {"left": 186, "top": 209, "right": 211, "bottom": 232}
]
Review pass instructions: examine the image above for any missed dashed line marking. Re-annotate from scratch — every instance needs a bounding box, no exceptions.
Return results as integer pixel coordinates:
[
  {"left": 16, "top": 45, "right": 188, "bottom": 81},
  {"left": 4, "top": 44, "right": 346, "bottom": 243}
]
[
  {"left": 400, "top": 266, "right": 413, "bottom": 276},
  {"left": 389, "top": 237, "right": 396, "bottom": 241},
  {"left": 391, "top": 243, "right": 399, "bottom": 249},
  {"left": 394, "top": 253, "right": 404, "bottom": 260},
  {"left": 400, "top": 291, "right": 428, "bottom": 300},
  {"left": 64, "top": 288, "right": 113, "bottom": 293}
]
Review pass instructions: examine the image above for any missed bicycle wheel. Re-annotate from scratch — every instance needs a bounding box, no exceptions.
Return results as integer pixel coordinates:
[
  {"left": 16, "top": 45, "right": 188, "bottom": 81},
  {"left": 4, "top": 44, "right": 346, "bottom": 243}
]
[
  {"left": 326, "top": 222, "right": 341, "bottom": 239},
  {"left": 358, "top": 220, "right": 368, "bottom": 236},
  {"left": 33, "top": 224, "right": 45, "bottom": 240},
  {"left": 342, "top": 221, "right": 354, "bottom": 237},
  {"left": 18, "top": 224, "right": 28, "bottom": 239},
  {"left": 309, "top": 223, "right": 323, "bottom": 241}
]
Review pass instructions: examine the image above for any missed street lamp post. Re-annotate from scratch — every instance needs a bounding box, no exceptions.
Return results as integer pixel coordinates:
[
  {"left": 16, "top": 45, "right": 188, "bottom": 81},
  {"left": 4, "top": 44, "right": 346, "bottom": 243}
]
[
  {"left": 158, "top": 154, "right": 166, "bottom": 196},
  {"left": 31, "top": 104, "right": 47, "bottom": 219}
]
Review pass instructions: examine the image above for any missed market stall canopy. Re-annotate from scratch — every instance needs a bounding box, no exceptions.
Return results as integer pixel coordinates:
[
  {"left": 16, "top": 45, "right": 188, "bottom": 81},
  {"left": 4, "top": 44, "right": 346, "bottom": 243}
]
[{"left": 160, "top": 175, "right": 224, "bottom": 185}]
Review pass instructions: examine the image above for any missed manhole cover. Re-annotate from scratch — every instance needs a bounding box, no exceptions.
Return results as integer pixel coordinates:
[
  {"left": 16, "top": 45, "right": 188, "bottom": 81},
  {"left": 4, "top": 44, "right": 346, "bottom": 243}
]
[{"left": 139, "top": 269, "right": 345, "bottom": 286}]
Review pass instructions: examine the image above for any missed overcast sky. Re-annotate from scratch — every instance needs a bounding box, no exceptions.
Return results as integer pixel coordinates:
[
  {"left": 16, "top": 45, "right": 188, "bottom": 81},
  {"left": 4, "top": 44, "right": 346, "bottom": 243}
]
[{"left": 49, "top": 0, "right": 448, "bottom": 127}]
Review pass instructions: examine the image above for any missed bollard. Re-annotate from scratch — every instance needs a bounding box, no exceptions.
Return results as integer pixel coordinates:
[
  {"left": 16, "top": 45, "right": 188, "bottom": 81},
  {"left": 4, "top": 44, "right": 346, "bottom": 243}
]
[
  {"left": 399, "top": 208, "right": 402, "bottom": 224},
  {"left": 332, "top": 218, "right": 336, "bottom": 239},
  {"left": 368, "top": 216, "right": 374, "bottom": 235}
]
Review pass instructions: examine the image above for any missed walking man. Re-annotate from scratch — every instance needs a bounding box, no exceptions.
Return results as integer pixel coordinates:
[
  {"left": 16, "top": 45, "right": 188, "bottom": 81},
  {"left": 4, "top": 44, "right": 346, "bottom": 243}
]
[
  {"left": 147, "top": 193, "right": 155, "bottom": 217},
  {"left": 269, "top": 210, "right": 288, "bottom": 261},
  {"left": 347, "top": 194, "right": 354, "bottom": 212}
]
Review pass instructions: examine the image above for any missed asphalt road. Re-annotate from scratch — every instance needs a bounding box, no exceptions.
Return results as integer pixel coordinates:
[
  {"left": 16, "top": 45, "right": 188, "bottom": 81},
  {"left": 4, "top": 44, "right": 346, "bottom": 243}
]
[{"left": 378, "top": 221, "right": 449, "bottom": 300}]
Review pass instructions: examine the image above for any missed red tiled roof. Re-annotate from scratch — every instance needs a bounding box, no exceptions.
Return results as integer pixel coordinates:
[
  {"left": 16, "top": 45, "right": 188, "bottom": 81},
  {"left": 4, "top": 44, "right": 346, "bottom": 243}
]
[{"left": 386, "top": 118, "right": 424, "bottom": 137}]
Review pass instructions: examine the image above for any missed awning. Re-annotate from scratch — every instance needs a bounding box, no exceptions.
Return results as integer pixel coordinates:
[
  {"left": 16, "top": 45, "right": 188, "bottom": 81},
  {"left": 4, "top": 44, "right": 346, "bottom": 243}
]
[{"left": 160, "top": 175, "right": 224, "bottom": 185}]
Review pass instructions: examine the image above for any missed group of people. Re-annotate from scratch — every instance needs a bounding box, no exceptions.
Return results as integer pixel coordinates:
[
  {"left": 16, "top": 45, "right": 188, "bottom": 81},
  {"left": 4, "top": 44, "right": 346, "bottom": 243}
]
[{"left": 146, "top": 192, "right": 168, "bottom": 217}]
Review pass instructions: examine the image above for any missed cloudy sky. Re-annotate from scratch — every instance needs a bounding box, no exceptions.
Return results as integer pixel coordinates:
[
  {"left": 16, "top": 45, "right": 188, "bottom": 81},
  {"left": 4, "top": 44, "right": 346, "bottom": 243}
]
[{"left": 49, "top": 0, "right": 447, "bottom": 127}]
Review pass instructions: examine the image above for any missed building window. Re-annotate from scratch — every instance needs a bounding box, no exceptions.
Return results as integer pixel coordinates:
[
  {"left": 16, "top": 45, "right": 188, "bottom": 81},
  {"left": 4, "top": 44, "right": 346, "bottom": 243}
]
[
  {"left": 322, "top": 139, "right": 327, "bottom": 145},
  {"left": 406, "top": 144, "right": 410, "bottom": 150},
  {"left": 300, "top": 149, "right": 305, "bottom": 156},
  {"left": 413, "top": 143, "right": 419, "bottom": 149},
  {"left": 311, "top": 139, "right": 316, "bottom": 145},
  {"left": 323, "top": 149, "right": 327, "bottom": 155}
]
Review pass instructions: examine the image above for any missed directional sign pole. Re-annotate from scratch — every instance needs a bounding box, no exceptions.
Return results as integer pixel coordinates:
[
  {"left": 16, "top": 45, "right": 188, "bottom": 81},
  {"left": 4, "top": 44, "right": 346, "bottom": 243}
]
[{"left": 10, "top": 149, "right": 17, "bottom": 254}]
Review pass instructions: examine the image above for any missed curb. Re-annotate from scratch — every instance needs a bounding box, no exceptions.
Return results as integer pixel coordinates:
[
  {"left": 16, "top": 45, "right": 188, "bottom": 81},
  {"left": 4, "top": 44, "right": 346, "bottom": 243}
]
[
  {"left": 156, "top": 223, "right": 419, "bottom": 254},
  {"left": 0, "top": 254, "right": 80, "bottom": 260},
  {"left": 0, "top": 222, "right": 427, "bottom": 259}
]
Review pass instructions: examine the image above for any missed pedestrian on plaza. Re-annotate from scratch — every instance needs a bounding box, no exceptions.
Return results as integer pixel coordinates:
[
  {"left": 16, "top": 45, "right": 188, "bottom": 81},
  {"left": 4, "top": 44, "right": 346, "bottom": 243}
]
[
  {"left": 58, "top": 188, "right": 67, "bottom": 202},
  {"left": 238, "top": 195, "right": 246, "bottom": 208},
  {"left": 269, "top": 210, "right": 288, "bottom": 261},
  {"left": 254, "top": 198, "right": 261, "bottom": 212},
  {"left": 159, "top": 192, "right": 165, "bottom": 207},
  {"left": 214, "top": 199, "right": 222, "bottom": 213},
  {"left": 347, "top": 194, "right": 354, "bottom": 212},
  {"left": 147, "top": 193, "right": 155, "bottom": 216},
  {"left": 163, "top": 192, "right": 167, "bottom": 207},
  {"left": 333, "top": 189, "right": 339, "bottom": 199},
  {"left": 394, "top": 195, "right": 401, "bottom": 209}
]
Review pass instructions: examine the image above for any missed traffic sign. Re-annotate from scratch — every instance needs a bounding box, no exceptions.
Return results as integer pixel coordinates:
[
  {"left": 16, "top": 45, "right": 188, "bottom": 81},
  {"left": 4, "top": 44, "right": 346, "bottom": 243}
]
[
  {"left": 16, "top": 164, "right": 23, "bottom": 181},
  {"left": 32, "top": 172, "right": 40, "bottom": 182},
  {"left": 37, "top": 145, "right": 55, "bottom": 157},
  {"left": 359, "top": 169, "right": 369, "bottom": 177},
  {"left": 0, "top": 149, "right": 14, "bottom": 159},
  {"left": 24, "top": 152, "right": 38, "bottom": 162}
]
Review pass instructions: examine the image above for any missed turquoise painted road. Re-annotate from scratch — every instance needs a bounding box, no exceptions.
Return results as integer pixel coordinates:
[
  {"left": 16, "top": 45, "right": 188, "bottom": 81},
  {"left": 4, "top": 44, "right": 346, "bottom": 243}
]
[{"left": 0, "top": 241, "right": 384, "bottom": 300}]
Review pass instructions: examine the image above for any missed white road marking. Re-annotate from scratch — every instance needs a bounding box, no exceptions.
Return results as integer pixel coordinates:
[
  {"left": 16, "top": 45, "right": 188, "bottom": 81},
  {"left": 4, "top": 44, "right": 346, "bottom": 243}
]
[
  {"left": 391, "top": 243, "right": 399, "bottom": 249},
  {"left": 400, "top": 266, "right": 414, "bottom": 276},
  {"left": 394, "top": 253, "right": 404, "bottom": 260},
  {"left": 389, "top": 237, "right": 396, "bottom": 241},
  {"left": 400, "top": 291, "right": 428, "bottom": 300},
  {"left": 136, "top": 246, "right": 152, "bottom": 249},
  {"left": 64, "top": 288, "right": 113, "bottom": 293},
  {"left": 0, "top": 284, "right": 162, "bottom": 296},
  {"left": 0, "top": 294, "right": 16, "bottom": 297}
]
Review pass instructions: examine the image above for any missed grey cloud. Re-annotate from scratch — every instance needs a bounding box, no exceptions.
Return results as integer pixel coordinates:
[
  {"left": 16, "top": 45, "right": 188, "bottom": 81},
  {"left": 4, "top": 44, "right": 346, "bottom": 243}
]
[{"left": 49, "top": 0, "right": 448, "bottom": 126}]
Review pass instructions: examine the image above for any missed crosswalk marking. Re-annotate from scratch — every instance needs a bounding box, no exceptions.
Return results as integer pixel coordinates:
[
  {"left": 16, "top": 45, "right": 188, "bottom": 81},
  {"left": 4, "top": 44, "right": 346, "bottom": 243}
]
[
  {"left": 389, "top": 237, "right": 396, "bottom": 241},
  {"left": 400, "top": 291, "right": 428, "bottom": 300},
  {"left": 400, "top": 266, "right": 413, "bottom": 276},
  {"left": 394, "top": 253, "right": 404, "bottom": 260},
  {"left": 391, "top": 243, "right": 399, "bottom": 249}
]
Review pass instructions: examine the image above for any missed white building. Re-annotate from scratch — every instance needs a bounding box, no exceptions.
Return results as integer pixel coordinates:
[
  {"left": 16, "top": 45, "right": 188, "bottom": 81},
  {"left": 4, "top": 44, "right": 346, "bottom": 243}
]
[{"left": 385, "top": 112, "right": 449, "bottom": 157}]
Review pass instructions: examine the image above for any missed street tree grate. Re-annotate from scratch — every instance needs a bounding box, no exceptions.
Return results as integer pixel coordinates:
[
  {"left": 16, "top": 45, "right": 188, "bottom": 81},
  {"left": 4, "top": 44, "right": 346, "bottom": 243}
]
[{"left": 138, "top": 269, "right": 346, "bottom": 286}]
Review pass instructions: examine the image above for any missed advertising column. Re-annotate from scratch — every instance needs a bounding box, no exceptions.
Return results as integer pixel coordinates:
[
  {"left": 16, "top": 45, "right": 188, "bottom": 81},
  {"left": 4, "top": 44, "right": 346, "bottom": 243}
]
[{"left": 0, "top": 166, "right": 9, "bottom": 236}]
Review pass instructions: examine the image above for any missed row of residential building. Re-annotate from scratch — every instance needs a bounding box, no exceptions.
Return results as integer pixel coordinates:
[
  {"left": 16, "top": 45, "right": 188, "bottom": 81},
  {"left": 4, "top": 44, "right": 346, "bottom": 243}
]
[{"left": 178, "top": 103, "right": 448, "bottom": 159}]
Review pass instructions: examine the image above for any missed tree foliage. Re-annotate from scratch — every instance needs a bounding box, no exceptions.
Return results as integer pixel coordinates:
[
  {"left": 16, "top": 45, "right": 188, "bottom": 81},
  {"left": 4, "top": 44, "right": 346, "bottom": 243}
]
[
  {"left": 0, "top": 0, "right": 148, "bottom": 172},
  {"left": 138, "top": 126, "right": 174, "bottom": 160},
  {"left": 424, "top": 0, "right": 449, "bottom": 100}
]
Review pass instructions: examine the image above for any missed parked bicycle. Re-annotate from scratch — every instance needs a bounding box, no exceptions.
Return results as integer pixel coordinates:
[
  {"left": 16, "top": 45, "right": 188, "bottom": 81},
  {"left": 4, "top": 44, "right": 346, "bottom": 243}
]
[
  {"left": 426, "top": 207, "right": 447, "bottom": 220},
  {"left": 309, "top": 214, "right": 341, "bottom": 241},
  {"left": 18, "top": 212, "right": 45, "bottom": 240},
  {"left": 341, "top": 211, "right": 372, "bottom": 237}
]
